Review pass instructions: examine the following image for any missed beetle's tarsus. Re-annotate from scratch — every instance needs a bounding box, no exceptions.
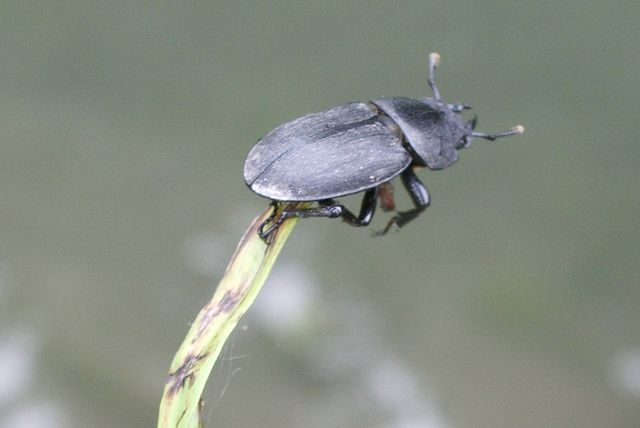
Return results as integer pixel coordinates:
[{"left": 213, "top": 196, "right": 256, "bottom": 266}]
[
  {"left": 374, "top": 206, "right": 429, "bottom": 236},
  {"left": 373, "top": 217, "right": 400, "bottom": 236},
  {"left": 373, "top": 168, "right": 430, "bottom": 237}
]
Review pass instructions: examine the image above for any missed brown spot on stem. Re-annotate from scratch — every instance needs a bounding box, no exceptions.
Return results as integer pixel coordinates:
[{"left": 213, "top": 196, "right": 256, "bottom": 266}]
[
  {"left": 166, "top": 352, "right": 208, "bottom": 396},
  {"left": 191, "top": 288, "right": 246, "bottom": 343}
]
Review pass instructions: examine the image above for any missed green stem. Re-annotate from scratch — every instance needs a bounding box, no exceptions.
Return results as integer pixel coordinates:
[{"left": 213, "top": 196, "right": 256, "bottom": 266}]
[{"left": 158, "top": 203, "right": 308, "bottom": 428}]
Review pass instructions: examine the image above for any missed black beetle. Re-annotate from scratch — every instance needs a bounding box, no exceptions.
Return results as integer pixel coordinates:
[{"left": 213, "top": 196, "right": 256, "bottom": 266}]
[{"left": 244, "top": 53, "right": 524, "bottom": 240}]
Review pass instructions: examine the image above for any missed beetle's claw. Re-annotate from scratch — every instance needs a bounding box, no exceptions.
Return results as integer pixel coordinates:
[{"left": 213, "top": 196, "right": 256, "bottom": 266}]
[
  {"left": 257, "top": 203, "right": 282, "bottom": 243},
  {"left": 258, "top": 219, "right": 275, "bottom": 243}
]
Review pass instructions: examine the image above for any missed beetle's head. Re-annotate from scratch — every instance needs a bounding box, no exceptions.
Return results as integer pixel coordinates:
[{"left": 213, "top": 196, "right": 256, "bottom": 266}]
[{"left": 426, "top": 53, "right": 524, "bottom": 152}]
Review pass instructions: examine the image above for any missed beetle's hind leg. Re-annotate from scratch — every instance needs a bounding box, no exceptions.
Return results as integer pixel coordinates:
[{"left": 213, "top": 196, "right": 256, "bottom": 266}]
[{"left": 375, "top": 168, "right": 430, "bottom": 236}]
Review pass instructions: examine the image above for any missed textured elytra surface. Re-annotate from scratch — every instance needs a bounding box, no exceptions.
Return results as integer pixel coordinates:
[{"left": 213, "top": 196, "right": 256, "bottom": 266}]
[{"left": 245, "top": 102, "right": 411, "bottom": 201}]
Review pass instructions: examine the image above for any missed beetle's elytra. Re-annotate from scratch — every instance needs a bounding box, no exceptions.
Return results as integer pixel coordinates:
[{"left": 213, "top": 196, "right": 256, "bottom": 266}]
[{"left": 244, "top": 53, "right": 524, "bottom": 240}]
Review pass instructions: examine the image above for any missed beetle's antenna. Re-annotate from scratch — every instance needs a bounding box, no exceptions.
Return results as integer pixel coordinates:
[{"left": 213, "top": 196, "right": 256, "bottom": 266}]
[
  {"left": 448, "top": 103, "right": 471, "bottom": 113},
  {"left": 472, "top": 125, "right": 525, "bottom": 141},
  {"left": 428, "top": 53, "right": 441, "bottom": 102}
]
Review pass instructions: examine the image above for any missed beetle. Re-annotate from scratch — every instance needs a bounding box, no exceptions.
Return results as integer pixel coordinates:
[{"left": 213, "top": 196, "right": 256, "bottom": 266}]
[{"left": 244, "top": 53, "right": 524, "bottom": 240}]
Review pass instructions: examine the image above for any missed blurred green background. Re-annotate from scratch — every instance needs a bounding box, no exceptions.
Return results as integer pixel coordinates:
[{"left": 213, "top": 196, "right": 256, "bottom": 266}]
[{"left": 2, "top": 1, "right": 640, "bottom": 427}]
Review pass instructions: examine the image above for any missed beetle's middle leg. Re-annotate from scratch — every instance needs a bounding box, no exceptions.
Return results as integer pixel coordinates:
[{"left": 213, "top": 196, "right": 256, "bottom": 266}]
[{"left": 376, "top": 168, "right": 430, "bottom": 236}]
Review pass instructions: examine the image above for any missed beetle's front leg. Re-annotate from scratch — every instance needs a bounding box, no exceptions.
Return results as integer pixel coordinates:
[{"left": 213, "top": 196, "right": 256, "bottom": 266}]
[
  {"left": 276, "top": 188, "right": 378, "bottom": 228},
  {"left": 275, "top": 188, "right": 378, "bottom": 228},
  {"left": 258, "top": 203, "right": 344, "bottom": 241},
  {"left": 259, "top": 189, "right": 378, "bottom": 241},
  {"left": 376, "top": 168, "right": 430, "bottom": 236}
]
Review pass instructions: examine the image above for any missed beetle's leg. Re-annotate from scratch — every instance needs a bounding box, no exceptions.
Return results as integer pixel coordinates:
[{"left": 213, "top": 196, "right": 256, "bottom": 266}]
[
  {"left": 259, "top": 189, "right": 379, "bottom": 241},
  {"left": 305, "top": 188, "right": 377, "bottom": 227},
  {"left": 277, "top": 188, "right": 377, "bottom": 227},
  {"left": 376, "top": 168, "right": 430, "bottom": 236},
  {"left": 377, "top": 182, "right": 396, "bottom": 212},
  {"left": 258, "top": 202, "right": 345, "bottom": 241},
  {"left": 336, "top": 188, "right": 378, "bottom": 226},
  {"left": 257, "top": 201, "right": 280, "bottom": 240}
]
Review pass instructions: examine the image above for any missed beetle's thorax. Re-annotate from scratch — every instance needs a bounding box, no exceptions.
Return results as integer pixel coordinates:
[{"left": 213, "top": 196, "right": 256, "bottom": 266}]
[{"left": 372, "top": 96, "right": 469, "bottom": 170}]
